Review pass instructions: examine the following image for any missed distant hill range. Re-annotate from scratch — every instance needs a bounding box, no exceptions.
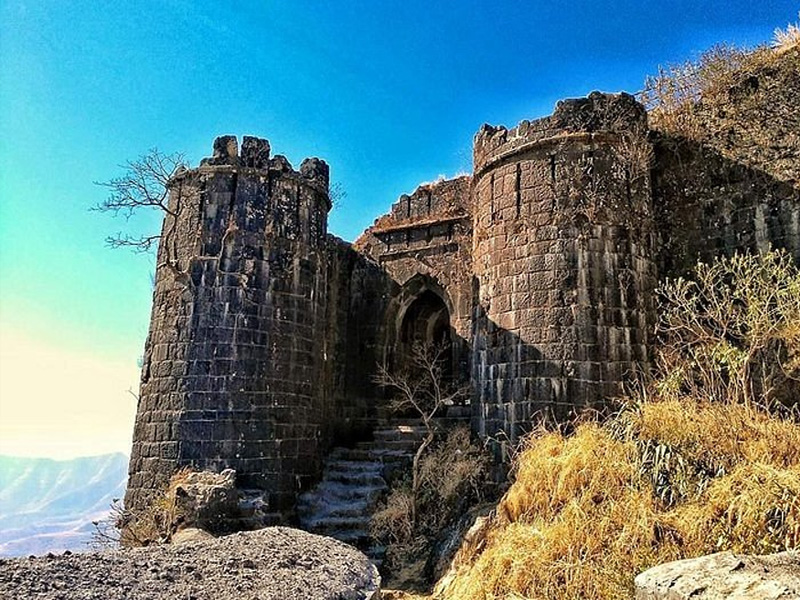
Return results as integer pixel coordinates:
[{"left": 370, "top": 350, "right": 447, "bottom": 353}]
[{"left": 0, "top": 453, "right": 128, "bottom": 557}]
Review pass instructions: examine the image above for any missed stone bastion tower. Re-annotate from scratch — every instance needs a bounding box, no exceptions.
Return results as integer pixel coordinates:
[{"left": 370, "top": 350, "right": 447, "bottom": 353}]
[
  {"left": 125, "top": 136, "right": 335, "bottom": 513},
  {"left": 471, "top": 92, "right": 658, "bottom": 446}
]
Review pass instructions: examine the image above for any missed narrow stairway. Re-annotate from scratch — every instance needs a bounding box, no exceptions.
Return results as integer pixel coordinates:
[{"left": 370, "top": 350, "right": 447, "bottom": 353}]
[{"left": 296, "top": 419, "right": 427, "bottom": 564}]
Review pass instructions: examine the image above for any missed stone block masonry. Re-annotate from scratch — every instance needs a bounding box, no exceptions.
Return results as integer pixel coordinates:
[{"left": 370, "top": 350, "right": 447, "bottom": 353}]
[
  {"left": 126, "top": 63, "right": 800, "bottom": 518},
  {"left": 126, "top": 136, "right": 342, "bottom": 513},
  {"left": 472, "top": 92, "right": 657, "bottom": 443}
]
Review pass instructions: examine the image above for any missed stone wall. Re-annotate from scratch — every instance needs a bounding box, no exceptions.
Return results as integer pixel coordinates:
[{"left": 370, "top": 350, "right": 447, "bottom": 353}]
[
  {"left": 126, "top": 136, "right": 342, "bottom": 513},
  {"left": 325, "top": 237, "right": 394, "bottom": 430},
  {"left": 471, "top": 93, "right": 658, "bottom": 445},
  {"left": 652, "top": 46, "right": 800, "bottom": 276},
  {"left": 355, "top": 177, "right": 474, "bottom": 382}
]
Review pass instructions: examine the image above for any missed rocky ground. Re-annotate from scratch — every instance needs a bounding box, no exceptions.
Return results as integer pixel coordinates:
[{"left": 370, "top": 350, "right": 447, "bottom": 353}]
[{"left": 0, "top": 527, "right": 381, "bottom": 600}]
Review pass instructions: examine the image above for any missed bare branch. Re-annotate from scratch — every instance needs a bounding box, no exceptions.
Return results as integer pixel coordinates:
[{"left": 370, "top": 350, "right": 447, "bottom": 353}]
[
  {"left": 374, "top": 340, "right": 471, "bottom": 526},
  {"left": 94, "top": 148, "right": 195, "bottom": 291},
  {"left": 94, "top": 148, "right": 186, "bottom": 253},
  {"left": 105, "top": 233, "right": 162, "bottom": 253}
]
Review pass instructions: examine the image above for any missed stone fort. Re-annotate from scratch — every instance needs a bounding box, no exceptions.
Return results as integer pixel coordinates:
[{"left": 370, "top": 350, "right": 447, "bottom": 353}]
[{"left": 125, "top": 89, "right": 799, "bottom": 517}]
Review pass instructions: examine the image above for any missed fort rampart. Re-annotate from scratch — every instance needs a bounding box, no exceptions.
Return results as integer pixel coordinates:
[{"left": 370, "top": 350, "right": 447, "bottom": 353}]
[{"left": 126, "top": 75, "right": 800, "bottom": 516}]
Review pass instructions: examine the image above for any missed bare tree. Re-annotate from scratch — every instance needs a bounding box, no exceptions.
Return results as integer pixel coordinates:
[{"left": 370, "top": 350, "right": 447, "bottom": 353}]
[
  {"left": 375, "top": 342, "right": 469, "bottom": 525},
  {"left": 94, "top": 149, "right": 192, "bottom": 286},
  {"left": 89, "top": 499, "right": 125, "bottom": 551},
  {"left": 328, "top": 181, "right": 347, "bottom": 209}
]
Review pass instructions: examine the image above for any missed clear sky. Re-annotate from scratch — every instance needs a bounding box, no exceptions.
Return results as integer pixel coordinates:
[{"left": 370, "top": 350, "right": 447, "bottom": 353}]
[{"left": 0, "top": 1, "right": 796, "bottom": 458}]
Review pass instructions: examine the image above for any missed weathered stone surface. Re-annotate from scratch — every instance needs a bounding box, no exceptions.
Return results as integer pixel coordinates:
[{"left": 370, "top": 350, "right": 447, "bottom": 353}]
[
  {"left": 472, "top": 91, "right": 657, "bottom": 445},
  {"left": 171, "top": 469, "right": 240, "bottom": 534},
  {"left": 653, "top": 47, "right": 800, "bottom": 277},
  {"left": 0, "top": 527, "right": 382, "bottom": 600},
  {"left": 635, "top": 551, "right": 800, "bottom": 600},
  {"left": 240, "top": 135, "right": 270, "bottom": 168},
  {"left": 200, "top": 134, "right": 239, "bottom": 165},
  {"left": 355, "top": 176, "right": 473, "bottom": 384},
  {"left": 126, "top": 137, "right": 341, "bottom": 515}
]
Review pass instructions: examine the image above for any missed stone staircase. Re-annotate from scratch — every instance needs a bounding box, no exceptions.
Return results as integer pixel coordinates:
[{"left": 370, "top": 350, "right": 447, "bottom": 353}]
[{"left": 296, "top": 419, "right": 429, "bottom": 564}]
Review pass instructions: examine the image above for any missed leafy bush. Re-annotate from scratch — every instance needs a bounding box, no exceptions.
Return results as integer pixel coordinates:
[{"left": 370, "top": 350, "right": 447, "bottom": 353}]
[{"left": 655, "top": 249, "right": 800, "bottom": 412}]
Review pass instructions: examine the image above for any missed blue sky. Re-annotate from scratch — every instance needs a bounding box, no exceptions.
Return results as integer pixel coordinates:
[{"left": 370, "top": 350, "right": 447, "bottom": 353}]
[{"left": 0, "top": 0, "right": 796, "bottom": 457}]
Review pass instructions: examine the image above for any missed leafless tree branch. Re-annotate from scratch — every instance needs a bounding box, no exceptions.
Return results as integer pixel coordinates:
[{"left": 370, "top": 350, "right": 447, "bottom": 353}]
[
  {"left": 94, "top": 148, "right": 194, "bottom": 290},
  {"left": 375, "top": 342, "right": 470, "bottom": 524}
]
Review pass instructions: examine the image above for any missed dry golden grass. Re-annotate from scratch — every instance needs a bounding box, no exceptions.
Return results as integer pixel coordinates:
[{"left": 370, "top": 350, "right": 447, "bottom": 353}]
[
  {"left": 773, "top": 14, "right": 800, "bottom": 54},
  {"left": 674, "top": 462, "right": 800, "bottom": 554},
  {"left": 641, "top": 16, "right": 799, "bottom": 148},
  {"left": 629, "top": 400, "right": 800, "bottom": 473},
  {"left": 436, "top": 400, "right": 800, "bottom": 600},
  {"left": 120, "top": 467, "right": 194, "bottom": 546}
]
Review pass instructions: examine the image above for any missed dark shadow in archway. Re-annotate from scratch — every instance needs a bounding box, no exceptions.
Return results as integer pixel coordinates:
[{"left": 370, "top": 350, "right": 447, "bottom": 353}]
[{"left": 397, "top": 289, "right": 453, "bottom": 384}]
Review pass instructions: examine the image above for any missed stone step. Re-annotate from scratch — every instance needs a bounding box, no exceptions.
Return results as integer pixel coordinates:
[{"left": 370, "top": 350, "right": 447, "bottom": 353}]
[
  {"left": 297, "top": 504, "right": 373, "bottom": 527},
  {"left": 372, "top": 427, "right": 427, "bottom": 442},
  {"left": 356, "top": 438, "right": 419, "bottom": 453},
  {"left": 370, "top": 411, "right": 470, "bottom": 427},
  {"left": 332, "top": 445, "right": 413, "bottom": 461},
  {"left": 297, "top": 492, "right": 372, "bottom": 514},
  {"left": 325, "top": 469, "right": 387, "bottom": 487},
  {"left": 296, "top": 415, "right": 429, "bottom": 563},
  {"left": 299, "top": 481, "right": 387, "bottom": 502},
  {"left": 325, "top": 459, "right": 384, "bottom": 474},
  {"left": 303, "top": 514, "right": 372, "bottom": 533},
  {"left": 373, "top": 422, "right": 428, "bottom": 434},
  {"left": 329, "top": 447, "right": 374, "bottom": 461}
]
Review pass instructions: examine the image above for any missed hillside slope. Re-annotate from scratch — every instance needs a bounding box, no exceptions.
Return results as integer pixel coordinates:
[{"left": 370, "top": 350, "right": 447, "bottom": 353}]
[{"left": 434, "top": 401, "right": 800, "bottom": 599}]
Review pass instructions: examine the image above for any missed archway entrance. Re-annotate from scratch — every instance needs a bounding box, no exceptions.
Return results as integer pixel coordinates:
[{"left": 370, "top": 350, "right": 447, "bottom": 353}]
[{"left": 397, "top": 290, "right": 453, "bottom": 382}]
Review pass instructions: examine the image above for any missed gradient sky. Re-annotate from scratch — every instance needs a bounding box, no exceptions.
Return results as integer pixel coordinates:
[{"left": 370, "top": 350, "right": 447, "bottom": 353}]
[{"left": 0, "top": 1, "right": 796, "bottom": 458}]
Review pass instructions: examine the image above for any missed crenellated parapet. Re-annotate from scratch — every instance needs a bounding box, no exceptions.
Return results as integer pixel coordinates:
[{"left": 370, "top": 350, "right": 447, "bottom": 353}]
[
  {"left": 356, "top": 176, "right": 471, "bottom": 259},
  {"left": 474, "top": 92, "right": 647, "bottom": 178}
]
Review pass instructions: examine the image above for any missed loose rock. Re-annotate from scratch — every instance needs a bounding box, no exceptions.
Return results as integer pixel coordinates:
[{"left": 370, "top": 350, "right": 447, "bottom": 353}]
[{"left": 0, "top": 527, "right": 381, "bottom": 600}]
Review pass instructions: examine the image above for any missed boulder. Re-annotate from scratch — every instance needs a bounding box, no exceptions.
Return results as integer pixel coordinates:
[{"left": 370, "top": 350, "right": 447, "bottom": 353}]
[
  {"left": 635, "top": 551, "right": 800, "bottom": 600},
  {"left": 171, "top": 469, "right": 241, "bottom": 535}
]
